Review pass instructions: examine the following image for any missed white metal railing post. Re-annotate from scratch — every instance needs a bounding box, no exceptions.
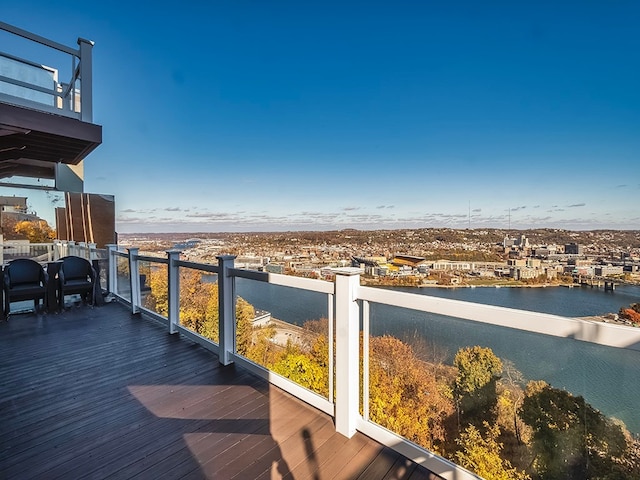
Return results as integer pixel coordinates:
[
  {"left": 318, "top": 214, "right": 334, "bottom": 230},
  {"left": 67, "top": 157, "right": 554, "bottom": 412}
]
[
  {"left": 334, "top": 267, "right": 361, "bottom": 438},
  {"left": 88, "top": 243, "right": 97, "bottom": 260},
  {"left": 106, "top": 244, "right": 117, "bottom": 294},
  {"left": 217, "top": 255, "right": 236, "bottom": 365},
  {"left": 167, "top": 249, "right": 181, "bottom": 334},
  {"left": 77, "top": 37, "right": 93, "bottom": 122},
  {"left": 128, "top": 248, "right": 141, "bottom": 314}
]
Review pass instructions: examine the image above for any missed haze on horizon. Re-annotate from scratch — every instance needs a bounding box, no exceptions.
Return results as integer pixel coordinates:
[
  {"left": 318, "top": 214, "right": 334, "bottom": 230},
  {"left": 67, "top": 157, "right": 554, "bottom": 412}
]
[{"left": 2, "top": 2, "right": 639, "bottom": 234}]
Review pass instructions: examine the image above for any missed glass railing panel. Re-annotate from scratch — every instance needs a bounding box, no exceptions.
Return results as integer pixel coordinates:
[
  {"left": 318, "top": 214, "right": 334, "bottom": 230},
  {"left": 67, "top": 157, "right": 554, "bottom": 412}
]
[
  {"left": 0, "top": 53, "right": 56, "bottom": 106},
  {"left": 115, "top": 255, "right": 130, "bottom": 302},
  {"left": 92, "top": 257, "right": 108, "bottom": 294},
  {"left": 34, "top": 244, "right": 54, "bottom": 263},
  {"left": 176, "top": 266, "right": 219, "bottom": 343},
  {"left": 1, "top": 242, "right": 53, "bottom": 263},
  {"left": 364, "top": 302, "right": 640, "bottom": 479},
  {"left": 235, "top": 277, "right": 331, "bottom": 399},
  {"left": 136, "top": 260, "right": 168, "bottom": 319}
]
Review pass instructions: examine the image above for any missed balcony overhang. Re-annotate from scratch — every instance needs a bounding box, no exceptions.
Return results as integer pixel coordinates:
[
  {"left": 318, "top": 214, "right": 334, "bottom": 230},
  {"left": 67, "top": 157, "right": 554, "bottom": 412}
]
[{"left": 0, "top": 102, "right": 102, "bottom": 182}]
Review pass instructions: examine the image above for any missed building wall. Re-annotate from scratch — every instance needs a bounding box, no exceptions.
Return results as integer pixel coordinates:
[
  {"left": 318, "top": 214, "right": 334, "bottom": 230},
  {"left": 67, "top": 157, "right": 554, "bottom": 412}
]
[{"left": 57, "top": 192, "right": 115, "bottom": 248}]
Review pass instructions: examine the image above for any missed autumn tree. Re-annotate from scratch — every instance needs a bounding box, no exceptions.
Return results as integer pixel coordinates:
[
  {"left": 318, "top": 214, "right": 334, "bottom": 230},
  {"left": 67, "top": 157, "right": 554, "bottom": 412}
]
[
  {"left": 519, "top": 382, "right": 628, "bottom": 480},
  {"left": 13, "top": 219, "right": 56, "bottom": 242},
  {"left": 179, "top": 270, "right": 219, "bottom": 341},
  {"left": 368, "top": 335, "right": 454, "bottom": 451},
  {"left": 143, "top": 267, "right": 219, "bottom": 342},
  {"left": 494, "top": 361, "right": 534, "bottom": 472},
  {"left": 619, "top": 303, "right": 640, "bottom": 325},
  {"left": 455, "top": 423, "right": 530, "bottom": 480},
  {"left": 454, "top": 346, "right": 503, "bottom": 430},
  {"left": 244, "top": 322, "right": 281, "bottom": 367},
  {"left": 271, "top": 353, "right": 328, "bottom": 396}
]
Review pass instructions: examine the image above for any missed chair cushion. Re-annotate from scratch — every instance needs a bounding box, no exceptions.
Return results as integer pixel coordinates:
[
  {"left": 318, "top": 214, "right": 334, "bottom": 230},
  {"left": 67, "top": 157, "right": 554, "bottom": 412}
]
[
  {"left": 64, "top": 279, "right": 92, "bottom": 289},
  {"left": 9, "top": 283, "right": 46, "bottom": 295}
]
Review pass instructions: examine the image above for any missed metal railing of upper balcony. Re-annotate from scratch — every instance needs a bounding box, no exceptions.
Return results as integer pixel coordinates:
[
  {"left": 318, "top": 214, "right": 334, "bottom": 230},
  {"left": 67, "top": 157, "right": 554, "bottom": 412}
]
[
  {"left": 0, "top": 21, "right": 93, "bottom": 122},
  {"left": 106, "top": 247, "right": 640, "bottom": 480}
]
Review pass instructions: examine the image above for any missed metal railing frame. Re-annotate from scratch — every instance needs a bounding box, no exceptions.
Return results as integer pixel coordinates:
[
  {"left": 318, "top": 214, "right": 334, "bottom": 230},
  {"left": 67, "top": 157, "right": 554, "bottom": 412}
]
[
  {"left": 105, "top": 247, "right": 640, "bottom": 480},
  {"left": 0, "top": 21, "right": 93, "bottom": 122}
]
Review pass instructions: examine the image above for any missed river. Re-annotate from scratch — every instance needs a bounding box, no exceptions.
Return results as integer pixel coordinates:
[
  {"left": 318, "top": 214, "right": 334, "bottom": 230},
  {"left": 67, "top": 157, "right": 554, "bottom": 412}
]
[{"left": 235, "top": 279, "right": 640, "bottom": 433}]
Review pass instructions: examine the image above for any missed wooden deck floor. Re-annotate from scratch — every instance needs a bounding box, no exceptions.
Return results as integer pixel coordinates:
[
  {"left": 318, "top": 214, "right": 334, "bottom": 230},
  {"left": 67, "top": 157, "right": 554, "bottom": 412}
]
[{"left": 0, "top": 301, "right": 440, "bottom": 480}]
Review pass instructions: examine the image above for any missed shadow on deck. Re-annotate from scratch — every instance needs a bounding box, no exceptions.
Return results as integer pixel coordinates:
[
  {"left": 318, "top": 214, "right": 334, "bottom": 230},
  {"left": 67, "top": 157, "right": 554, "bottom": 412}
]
[{"left": 0, "top": 301, "right": 440, "bottom": 479}]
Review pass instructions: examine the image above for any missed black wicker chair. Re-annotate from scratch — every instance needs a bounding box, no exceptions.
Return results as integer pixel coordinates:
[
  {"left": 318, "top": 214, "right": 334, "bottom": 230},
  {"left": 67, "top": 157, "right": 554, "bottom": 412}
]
[
  {"left": 2, "top": 258, "right": 48, "bottom": 319},
  {"left": 58, "top": 256, "right": 97, "bottom": 309}
]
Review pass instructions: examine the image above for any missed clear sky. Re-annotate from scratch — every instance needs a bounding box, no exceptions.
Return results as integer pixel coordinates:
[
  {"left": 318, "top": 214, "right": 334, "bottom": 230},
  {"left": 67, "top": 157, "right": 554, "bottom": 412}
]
[{"left": 3, "top": 2, "right": 639, "bottom": 233}]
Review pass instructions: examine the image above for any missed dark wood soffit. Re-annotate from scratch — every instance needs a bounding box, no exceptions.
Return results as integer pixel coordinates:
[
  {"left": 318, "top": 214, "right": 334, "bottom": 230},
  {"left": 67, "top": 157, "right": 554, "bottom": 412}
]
[{"left": 0, "top": 102, "right": 102, "bottom": 165}]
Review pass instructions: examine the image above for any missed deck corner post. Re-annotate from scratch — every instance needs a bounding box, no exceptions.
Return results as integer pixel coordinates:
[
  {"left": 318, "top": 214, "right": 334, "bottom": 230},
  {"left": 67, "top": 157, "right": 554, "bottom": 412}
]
[
  {"left": 334, "top": 267, "right": 361, "bottom": 438},
  {"left": 106, "top": 244, "right": 117, "bottom": 295},
  {"left": 167, "top": 249, "right": 181, "bottom": 334},
  {"left": 217, "top": 255, "right": 236, "bottom": 366},
  {"left": 128, "top": 248, "right": 141, "bottom": 314}
]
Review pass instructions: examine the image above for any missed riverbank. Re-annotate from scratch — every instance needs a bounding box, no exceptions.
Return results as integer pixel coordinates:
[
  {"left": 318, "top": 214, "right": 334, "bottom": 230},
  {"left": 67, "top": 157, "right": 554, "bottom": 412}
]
[
  {"left": 360, "top": 276, "right": 575, "bottom": 289},
  {"left": 362, "top": 280, "right": 574, "bottom": 289}
]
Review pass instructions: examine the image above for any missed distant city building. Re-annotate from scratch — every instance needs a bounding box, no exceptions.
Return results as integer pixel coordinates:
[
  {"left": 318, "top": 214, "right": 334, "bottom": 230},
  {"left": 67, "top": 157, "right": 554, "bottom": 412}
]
[
  {"left": 565, "top": 243, "right": 583, "bottom": 255},
  {"left": 431, "top": 260, "right": 474, "bottom": 271},
  {"left": 510, "top": 267, "right": 541, "bottom": 280},
  {"left": 503, "top": 234, "right": 530, "bottom": 249},
  {"left": 595, "top": 265, "right": 624, "bottom": 276},
  {"left": 265, "top": 264, "right": 284, "bottom": 274},
  {"left": 526, "top": 258, "right": 541, "bottom": 269},
  {"left": 532, "top": 245, "right": 558, "bottom": 258},
  {"left": 174, "top": 239, "right": 201, "bottom": 249},
  {"left": 390, "top": 255, "right": 427, "bottom": 268}
]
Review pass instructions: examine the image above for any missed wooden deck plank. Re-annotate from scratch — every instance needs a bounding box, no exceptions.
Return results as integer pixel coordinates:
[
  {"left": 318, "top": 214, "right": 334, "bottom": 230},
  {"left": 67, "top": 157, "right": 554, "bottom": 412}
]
[
  {"left": 0, "top": 301, "right": 440, "bottom": 480},
  {"left": 382, "top": 456, "right": 419, "bottom": 480},
  {"left": 355, "top": 446, "right": 402, "bottom": 479}
]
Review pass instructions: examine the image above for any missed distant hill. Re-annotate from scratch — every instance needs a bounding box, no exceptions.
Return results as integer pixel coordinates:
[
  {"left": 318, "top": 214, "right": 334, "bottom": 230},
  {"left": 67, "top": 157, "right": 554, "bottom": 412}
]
[{"left": 119, "top": 228, "right": 640, "bottom": 251}]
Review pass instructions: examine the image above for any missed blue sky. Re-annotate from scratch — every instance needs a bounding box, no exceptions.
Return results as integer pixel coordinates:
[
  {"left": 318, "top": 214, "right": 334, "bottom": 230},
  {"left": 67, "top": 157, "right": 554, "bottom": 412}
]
[{"left": 3, "top": 2, "right": 639, "bottom": 232}]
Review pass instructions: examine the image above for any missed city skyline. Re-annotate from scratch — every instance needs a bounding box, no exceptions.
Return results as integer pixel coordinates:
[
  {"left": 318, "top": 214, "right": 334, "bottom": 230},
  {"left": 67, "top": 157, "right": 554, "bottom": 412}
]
[{"left": 2, "top": 2, "right": 639, "bottom": 233}]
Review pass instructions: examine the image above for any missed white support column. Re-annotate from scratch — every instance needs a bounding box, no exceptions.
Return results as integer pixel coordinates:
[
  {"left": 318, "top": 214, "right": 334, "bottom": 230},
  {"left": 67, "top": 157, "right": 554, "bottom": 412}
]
[
  {"left": 167, "top": 249, "right": 181, "bottom": 334},
  {"left": 106, "top": 244, "right": 117, "bottom": 295},
  {"left": 128, "top": 248, "right": 141, "bottom": 314},
  {"left": 217, "top": 255, "right": 236, "bottom": 365},
  {"left": 334, "top": 267, "right": 361, "bottom": 438}
]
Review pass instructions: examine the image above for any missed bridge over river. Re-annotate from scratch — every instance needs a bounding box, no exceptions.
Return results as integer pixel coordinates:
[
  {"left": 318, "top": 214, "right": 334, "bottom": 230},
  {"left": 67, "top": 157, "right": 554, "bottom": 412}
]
[{"left": 573, "top": 274, "right": 638, "bottom": 291}]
